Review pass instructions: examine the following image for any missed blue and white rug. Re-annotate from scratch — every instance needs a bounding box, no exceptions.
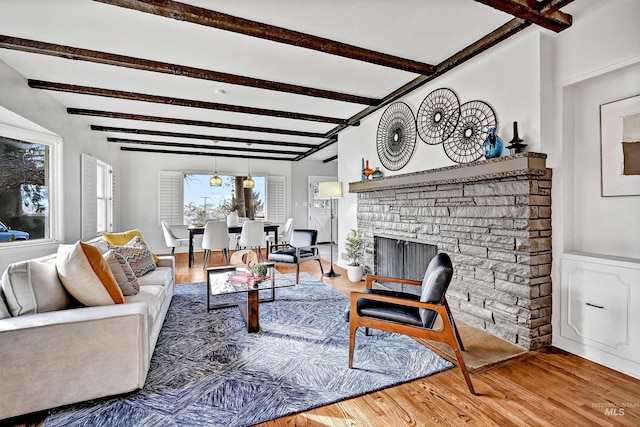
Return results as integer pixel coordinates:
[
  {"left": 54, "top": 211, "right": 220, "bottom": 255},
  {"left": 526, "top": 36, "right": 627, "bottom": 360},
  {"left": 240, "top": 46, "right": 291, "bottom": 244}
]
[{"left": 44, "top": 273, "right": 452, "bottom": 427}]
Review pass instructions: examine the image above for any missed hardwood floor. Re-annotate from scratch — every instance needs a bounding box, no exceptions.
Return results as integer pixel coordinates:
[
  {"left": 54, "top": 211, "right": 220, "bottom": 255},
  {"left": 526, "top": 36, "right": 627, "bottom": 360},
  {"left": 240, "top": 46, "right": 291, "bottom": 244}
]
[
  {"left": 6, "top": 251, "right": 639, "bottom": 427},
  {"left": 184, "top": 250, "right": 640, "bottom": 427}
]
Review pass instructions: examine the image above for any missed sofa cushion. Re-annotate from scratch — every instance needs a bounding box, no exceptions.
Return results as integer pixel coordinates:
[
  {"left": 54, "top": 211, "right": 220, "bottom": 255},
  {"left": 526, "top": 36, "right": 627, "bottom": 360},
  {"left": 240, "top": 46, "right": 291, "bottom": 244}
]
[
  {"left": 0, "top": 291, "right": 10, "bottom": 319},
  {"left": 1, "top": 254, "right": 72, "bottom": 316},
  {"left": 104, "top": 250, "right": 140, "bottom": 296},
  {"left": 102, "top": 229, "right": 160, "bottom": 264},
  {"left": 109, "top": 237, "right": 157, "bottom": 278},
  {"left": 56, "top": 241, "right": 124, "bottom": 306},
  {"left": 124, "top": 285, "right": 166, "bottom": 326},
  {"left": 137, "top": 266, "right": 173, "bottom": 288}
]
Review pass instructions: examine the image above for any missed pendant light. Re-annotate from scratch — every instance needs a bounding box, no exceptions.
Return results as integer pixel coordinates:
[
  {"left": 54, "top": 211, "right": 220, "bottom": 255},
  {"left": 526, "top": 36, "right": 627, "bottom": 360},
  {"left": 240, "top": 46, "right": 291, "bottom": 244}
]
[
  {"left": 209, "top": 141, "right": 222, "bottom": 187},
  {"left": 243, "top": 143, "right": 255, "bottom": 189}
]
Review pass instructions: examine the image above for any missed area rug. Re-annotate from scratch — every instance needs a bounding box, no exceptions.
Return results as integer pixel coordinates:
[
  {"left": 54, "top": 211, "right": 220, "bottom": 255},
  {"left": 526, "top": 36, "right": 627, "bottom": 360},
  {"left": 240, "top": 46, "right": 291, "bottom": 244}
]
[{"left": 44, "top": 273, "right": 452, "bottom": 427}]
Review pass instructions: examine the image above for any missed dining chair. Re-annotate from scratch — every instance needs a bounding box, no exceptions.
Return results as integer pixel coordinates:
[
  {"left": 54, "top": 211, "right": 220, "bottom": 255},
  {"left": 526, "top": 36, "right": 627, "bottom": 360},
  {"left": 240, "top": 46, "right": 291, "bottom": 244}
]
[
  {"left": 237, "top": 220, "right": 265, "bottom": 262},
  {"left": 266, "top": 217, "right": 293, "bottom": 253},
  {"left": 161, "top": 220, "right": 189, "bottom": 256},
  {"left": 202, "top": 220, "right": 230, "bottom": 268}
]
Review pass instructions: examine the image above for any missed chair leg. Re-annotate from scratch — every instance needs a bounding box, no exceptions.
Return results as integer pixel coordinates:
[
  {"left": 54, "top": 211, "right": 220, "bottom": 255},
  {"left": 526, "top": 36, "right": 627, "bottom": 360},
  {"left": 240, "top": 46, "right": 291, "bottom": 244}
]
[
  {"left": 441, "top": 307, "right": 476, "bottom": 395},
  {"left": 202, "top": 249, "right": 209, "bottom": 269},
  {"left": 317, "top": 259, "right": 324, "bottom": 275},
  {"left": 223, "top": 248, "right": 230, "bottom": 265},
  {"left": 296, "top": 264, "right": 300, "bottom": 284},
  {"left": 444, "top": 299, "right": 465, "bottom": 351},
  {"left": 348, "top": 324, "right": 357, "bottom": 369},
  {"left": 171, "top": 247, "right": 175, "bottom": 256}
]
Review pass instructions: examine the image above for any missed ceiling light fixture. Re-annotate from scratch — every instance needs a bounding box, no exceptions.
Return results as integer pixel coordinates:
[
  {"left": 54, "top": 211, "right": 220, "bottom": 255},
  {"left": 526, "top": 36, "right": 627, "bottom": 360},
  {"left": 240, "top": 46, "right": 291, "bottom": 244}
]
[
  {"left": 243, "top": 143, "right": 255, "bottom": 189},
  {"left": 210, "top": 141, "right": 222, "bottom": 187}
]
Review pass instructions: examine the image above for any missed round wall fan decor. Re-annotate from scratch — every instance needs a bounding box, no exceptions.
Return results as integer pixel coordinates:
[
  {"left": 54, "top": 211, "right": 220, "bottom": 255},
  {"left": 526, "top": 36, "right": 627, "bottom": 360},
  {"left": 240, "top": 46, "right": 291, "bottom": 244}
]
[
  {"left": 376, "top": 102, "right": 417, "bottom": 171},
  {"left": 416, "top": 88, "right": 460, "bottom": 145},
  {"left": 443, "top": 100, "right": 496, "bottom": 164}
]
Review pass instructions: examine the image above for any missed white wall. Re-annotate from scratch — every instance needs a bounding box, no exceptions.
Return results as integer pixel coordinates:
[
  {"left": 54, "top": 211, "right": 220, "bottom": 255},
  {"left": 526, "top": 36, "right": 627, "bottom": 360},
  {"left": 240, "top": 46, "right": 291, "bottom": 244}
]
[
  {"left": 290, "top": 159, "right": 337, "bottom": 229},
  {"left": 0, "top": 59, "right": 120, "bottom": 273},
  {"left": 338, "top": 29, "right": 544, "bottom": 264}
]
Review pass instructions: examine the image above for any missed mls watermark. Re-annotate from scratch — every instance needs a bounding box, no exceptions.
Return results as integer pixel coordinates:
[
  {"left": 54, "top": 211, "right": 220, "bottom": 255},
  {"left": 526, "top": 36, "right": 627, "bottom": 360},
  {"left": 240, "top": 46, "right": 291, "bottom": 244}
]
[{"left": 592, "top": 402, "right": 639, "bottom": 417}]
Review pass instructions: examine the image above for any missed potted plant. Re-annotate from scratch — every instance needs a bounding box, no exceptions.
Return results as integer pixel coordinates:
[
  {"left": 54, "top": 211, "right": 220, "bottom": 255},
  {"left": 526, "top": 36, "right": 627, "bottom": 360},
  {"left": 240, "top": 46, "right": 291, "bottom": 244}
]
[{"left": 344, "top": 229, "right": 364, "bottom": 282}]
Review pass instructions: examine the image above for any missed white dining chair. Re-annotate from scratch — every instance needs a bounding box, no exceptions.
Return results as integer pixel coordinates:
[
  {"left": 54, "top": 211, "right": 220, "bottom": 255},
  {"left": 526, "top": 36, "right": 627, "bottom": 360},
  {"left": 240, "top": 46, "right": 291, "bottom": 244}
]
[
  {"left": 202, "top": 220, "right": 230, "bottom": 268},
  {"left": 161, "top": 220, "right": 189, "bottom": 256},
  {"left": 266, "top": 217, "right": 293, "bottom": 253},
  {"left": 237, "top": 220, "right": 265, "bottom": 262}
]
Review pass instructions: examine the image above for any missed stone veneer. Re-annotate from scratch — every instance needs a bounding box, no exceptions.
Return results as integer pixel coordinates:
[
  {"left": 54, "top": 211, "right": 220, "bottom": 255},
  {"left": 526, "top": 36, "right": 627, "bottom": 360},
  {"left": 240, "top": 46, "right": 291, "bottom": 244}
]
[{"left": 349, "top": 153, "right": 552, "bottom": 350}]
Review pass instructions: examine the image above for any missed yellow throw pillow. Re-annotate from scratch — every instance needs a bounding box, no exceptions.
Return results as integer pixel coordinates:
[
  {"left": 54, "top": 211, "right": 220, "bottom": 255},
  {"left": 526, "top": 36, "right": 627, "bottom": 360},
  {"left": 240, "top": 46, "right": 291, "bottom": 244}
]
[
  {"left": 56, "top": 241, "right": 124, "bottom": 306},
  {"left": 102, "top": 229, "right": 160, "bottom": 264}
]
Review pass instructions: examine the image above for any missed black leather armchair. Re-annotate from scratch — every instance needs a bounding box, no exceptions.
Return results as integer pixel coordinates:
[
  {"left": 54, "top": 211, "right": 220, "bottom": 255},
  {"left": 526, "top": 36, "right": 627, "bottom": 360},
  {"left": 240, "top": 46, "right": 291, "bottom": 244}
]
[
  {"left": 348, "top": 252, "right": 476, "bottom": 395},
  {"left": 267, "top": 229, "right": 324, "bottom": 284}
]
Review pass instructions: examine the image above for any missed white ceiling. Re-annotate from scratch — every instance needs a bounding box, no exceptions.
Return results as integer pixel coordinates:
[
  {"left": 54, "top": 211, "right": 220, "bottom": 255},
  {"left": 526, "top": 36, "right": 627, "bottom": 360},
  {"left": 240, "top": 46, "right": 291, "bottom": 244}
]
[{"left": 0, "top": 0, "right": 576, "bottom": 161}]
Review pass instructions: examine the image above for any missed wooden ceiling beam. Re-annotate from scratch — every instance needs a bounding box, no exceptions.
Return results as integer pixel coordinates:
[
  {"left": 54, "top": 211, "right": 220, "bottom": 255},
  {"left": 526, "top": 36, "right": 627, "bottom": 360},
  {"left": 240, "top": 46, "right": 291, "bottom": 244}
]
[
  {"left": 120, "top": 146, "right": 293, "bottom": 161},
  {"left": 67, "top": 108, "right": 327, "bottom": 138},
  {"left": 93, "top": 125, "right": 322, "bottom": 148},
  {"left": 94, "top": 0, "right": 436, "bottom": 75},
  {"left": 28, "top": 79, "right": 348, "bottom": 125},
  {"left": 0, "top": 35, "right": 378, "bottom": 105},
  {"left": 320, "top": 18, "right": 533, "bottom": 143},
  {"left": 474, "top": 0, "right": 572, "bottom": 32},
  {"left": 107, "top": 138, "right": 304, "bottom": 155}
]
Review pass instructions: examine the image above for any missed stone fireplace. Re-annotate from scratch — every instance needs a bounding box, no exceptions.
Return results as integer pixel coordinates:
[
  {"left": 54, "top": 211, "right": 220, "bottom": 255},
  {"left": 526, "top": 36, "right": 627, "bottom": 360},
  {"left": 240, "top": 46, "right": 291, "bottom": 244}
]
[{"left": 348, "top": 153, "right": 552, "bottom": 351}]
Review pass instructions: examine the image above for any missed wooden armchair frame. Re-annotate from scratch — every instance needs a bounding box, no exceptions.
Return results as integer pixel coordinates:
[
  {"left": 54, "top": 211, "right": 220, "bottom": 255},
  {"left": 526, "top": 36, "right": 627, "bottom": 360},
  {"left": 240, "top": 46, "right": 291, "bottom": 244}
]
[{"left": 348, "top": 274, "right": 476, "bottom": 395}]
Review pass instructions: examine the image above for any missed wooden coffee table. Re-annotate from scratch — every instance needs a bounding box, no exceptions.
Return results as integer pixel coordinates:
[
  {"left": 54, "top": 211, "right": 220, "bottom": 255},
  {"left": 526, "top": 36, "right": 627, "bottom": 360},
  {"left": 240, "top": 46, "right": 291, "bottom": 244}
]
[{"left": 206, "top": 263, "right": 294, "bottom": 332}]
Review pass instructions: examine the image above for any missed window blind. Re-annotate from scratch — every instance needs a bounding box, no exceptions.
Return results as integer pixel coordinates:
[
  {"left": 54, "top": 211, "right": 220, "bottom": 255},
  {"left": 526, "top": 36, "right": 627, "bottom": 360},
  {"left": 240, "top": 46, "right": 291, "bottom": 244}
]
[
  {"left": 266, "top": 175, "right": 286, "bottom": 223},
  {"left": 158, "top": 171, "right": 184, "bottom": 225},
  {"left": 81, "top": 153, "right": 98, "bottom": 239}
]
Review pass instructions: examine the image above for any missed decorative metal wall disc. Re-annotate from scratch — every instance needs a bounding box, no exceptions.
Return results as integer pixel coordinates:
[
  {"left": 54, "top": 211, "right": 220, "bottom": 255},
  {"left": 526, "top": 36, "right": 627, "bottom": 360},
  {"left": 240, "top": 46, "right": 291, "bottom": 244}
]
[
  {"left": 443, "top": 100, "right": 496, "bottom": 164},
  {"left": 376, "top": 102, "right": 417, "bottom": 171},
  {"left": 417, "top": 88, "right": 460, "bottom": 145}
]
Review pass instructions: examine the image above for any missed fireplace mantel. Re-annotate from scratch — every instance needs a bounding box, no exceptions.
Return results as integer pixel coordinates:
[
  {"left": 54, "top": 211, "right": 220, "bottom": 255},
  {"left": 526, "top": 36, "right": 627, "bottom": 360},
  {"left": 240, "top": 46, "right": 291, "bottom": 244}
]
[{"left": 349, "top": 152, "right": 547, "bottom": 193}]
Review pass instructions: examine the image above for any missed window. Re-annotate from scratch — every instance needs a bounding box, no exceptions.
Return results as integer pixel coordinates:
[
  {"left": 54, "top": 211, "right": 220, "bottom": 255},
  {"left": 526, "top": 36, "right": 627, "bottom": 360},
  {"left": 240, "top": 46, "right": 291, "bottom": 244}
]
[
  {"left": 158, "top": 172, "right": 285, "bottom": 226},
  {"left": 0, "top": 124, "right": 61, "bottom": 244},
  {"left": 82, "top": 153, "right": 115, "bottom": 238},
  {"left": 182, "top": 174, "right": 265, "bottom": 225}
]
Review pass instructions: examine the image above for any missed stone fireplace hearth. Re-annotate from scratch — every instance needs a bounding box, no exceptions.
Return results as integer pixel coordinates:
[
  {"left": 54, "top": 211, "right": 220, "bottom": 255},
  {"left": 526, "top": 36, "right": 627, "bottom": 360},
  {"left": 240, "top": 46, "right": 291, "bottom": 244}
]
[{"left": 349, "top": 153, "right": 552, "bottom": 351}]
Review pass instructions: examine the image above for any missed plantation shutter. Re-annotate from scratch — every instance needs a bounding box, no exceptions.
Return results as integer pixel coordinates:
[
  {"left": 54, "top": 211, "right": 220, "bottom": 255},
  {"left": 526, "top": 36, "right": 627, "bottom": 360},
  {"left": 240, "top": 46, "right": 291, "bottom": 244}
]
[
  {"left": 81, "top": 153, "right": 98, "bottom": 239},
  {"left": 266, "top": 175, "right": 286, "bottom": 223},
  {"left": 109, "top": 167, "right": 117, "bottom": 232},
  {"left": 158, "top": 171, "right": 184, "bottom": 225}
]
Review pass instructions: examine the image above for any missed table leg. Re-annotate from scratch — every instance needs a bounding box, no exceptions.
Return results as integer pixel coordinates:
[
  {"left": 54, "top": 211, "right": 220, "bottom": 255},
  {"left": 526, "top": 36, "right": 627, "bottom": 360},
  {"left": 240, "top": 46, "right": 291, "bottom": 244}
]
[
  {"left": 188, "top": 229, "right": 194, "bottom": 268},
  {"left": 246, "top": 290, "right": 259, "bottom": 332}
]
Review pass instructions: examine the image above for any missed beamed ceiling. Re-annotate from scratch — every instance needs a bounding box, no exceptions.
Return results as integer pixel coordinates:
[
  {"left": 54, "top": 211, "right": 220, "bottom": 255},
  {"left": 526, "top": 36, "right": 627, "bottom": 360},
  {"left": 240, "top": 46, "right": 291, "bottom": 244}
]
[{"left": 0, "top": 0, "right": 575, "bottom": 162}]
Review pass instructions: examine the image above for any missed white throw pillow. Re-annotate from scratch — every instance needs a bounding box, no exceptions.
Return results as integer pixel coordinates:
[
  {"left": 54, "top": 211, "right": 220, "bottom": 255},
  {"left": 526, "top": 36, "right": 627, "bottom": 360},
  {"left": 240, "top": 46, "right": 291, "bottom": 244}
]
[
  {"left": 56, "top": 241, "right": 124, "bottom": 306},
  {"left": 1, "top": 254, "right": 72, "bottom": 317}
]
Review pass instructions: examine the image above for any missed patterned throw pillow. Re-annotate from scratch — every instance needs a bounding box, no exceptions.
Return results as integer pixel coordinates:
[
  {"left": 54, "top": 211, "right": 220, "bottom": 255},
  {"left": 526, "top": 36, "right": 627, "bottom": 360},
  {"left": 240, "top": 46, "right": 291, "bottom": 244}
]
[
  {"left": 109, "top": 236, "right": 156, "bottom": 277},
  {"left": 103, "top": 250, "right": 140, "bottom": 296}
]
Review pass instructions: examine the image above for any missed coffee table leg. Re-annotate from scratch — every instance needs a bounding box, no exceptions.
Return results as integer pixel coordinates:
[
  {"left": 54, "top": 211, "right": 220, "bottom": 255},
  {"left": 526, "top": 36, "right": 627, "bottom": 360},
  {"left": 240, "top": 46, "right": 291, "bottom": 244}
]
[{"left": 246, "top": 290, "right": 259, "bottom": 332}]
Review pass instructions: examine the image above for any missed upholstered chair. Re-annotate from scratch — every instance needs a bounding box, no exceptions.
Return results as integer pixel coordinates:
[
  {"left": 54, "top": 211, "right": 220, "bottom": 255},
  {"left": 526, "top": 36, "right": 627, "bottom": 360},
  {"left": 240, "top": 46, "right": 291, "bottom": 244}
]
[
  {"left": 266, "top": 217, "right": 293, "bottom": 253},
  {"left": 267, "top": 229, "right": 324, "bottom": 284},
  {"left": 348, "top": 252, "right": 476, "bottom": 395}
]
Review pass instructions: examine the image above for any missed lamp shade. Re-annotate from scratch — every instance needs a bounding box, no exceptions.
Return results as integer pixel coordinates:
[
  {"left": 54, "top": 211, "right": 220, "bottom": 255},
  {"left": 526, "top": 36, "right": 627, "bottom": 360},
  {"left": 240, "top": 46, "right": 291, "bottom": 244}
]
[
  {"left": 318, "top": 181, "right": 343, "bottom": 199},
  {"left": 243, "top": 176, "right": 255, "bottom": 188},
  {"left": 210, "top": 173, "right": 222, "bottom": 187}
]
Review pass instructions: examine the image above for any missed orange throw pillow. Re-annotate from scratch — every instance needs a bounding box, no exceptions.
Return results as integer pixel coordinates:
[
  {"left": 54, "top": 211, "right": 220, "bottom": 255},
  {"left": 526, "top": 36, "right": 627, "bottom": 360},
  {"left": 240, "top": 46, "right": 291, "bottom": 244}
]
[{"left": 102, "top": 229, "right": 160, "bottom": 264}]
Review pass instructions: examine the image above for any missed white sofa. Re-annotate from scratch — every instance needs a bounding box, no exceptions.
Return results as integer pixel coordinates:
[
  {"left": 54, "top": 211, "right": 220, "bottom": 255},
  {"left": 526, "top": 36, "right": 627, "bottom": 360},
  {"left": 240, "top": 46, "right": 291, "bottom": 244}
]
[{"left": 0, "top": 243, "right": 175, "bottom": 420}]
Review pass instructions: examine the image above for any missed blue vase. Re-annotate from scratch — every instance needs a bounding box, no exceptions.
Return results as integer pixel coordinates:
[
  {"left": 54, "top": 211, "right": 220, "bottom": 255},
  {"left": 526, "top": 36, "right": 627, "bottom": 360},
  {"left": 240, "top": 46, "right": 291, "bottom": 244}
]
[{"left": 483, "top": 126, "right": 503, "bottom": 159}]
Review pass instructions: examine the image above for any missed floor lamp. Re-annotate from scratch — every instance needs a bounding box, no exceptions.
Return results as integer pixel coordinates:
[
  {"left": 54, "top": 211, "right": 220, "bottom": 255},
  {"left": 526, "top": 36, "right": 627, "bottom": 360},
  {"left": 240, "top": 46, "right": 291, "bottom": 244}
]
[{"left": 318, "top": 181, "right": 343, "bottom": 277}]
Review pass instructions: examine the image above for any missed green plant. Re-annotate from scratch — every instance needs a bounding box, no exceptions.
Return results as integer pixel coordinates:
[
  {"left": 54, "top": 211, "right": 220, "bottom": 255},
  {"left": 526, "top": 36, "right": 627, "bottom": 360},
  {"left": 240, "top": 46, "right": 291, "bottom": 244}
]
[{"left": 344, "top": 229, "right": 363, "bottom": 266}]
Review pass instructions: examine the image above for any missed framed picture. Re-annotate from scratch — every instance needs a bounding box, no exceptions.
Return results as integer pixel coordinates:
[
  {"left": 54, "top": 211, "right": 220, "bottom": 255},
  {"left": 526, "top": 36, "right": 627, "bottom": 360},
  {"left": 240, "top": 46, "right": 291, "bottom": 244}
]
[{"left": 600, "top": 94, "right": 640, "bottom": 197}]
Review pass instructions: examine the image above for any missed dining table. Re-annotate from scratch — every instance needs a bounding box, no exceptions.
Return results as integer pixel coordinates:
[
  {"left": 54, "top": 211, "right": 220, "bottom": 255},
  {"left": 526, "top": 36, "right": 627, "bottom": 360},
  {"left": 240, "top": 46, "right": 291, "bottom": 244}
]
[{"left": 187, "top": 223, "right": 280, "bottom": 267}]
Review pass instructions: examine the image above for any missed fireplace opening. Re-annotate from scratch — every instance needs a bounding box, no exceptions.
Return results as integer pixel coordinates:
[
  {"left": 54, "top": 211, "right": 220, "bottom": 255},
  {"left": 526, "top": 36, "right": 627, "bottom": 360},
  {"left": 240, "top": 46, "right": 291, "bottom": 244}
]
[{"left": 374, "top": 235, "right": 437, "bottom": 296}]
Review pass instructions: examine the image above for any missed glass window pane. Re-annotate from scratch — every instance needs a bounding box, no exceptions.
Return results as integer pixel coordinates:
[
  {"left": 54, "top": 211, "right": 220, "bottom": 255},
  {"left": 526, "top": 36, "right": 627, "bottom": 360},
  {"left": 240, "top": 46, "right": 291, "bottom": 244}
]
[
  {"left": 0, "top": 137, "right": 49, "bottom": 242},
  {"left": 183, "top": 174, "right": 266, "bottom": 225}
]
